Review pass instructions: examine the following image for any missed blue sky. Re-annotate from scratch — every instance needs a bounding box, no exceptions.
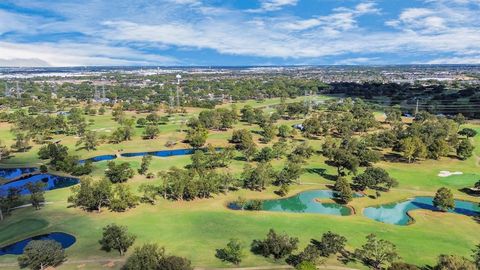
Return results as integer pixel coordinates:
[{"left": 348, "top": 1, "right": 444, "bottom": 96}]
[{"left": 0, "top": 0, "right": 479, "bottom": 66}]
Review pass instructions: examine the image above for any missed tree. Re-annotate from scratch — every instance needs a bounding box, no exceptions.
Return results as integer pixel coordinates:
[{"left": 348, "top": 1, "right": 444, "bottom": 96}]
[
  {"left": 99, "top": 224, "right": 136, "bottom": 256},
  {"left": 278, "top": 124, "right": 292, "bottom": 139},
  {"left": 256, "top": 147, "right": 275, "bottom": 163},
  {"left": 276, "top": 160, "right": 302, "bottom": 186},
  {"left": 0, "top": 187, "right": 22, "bottom": 218},
  {"left": 353, "top": 167, "right": 398, "bottom": 192},
  {"left": 435, "top": 255, "right": 476, "bottom": 270},
  {"left": 215, "top": 239, "right": 245, "bottom": 265},
  {"left": 473, "top": 244, "right": 480, "bottom": 269},
  {"left": 251, "top": 229, "right": 299, "bottom": 260},
  {"left": 123, "top": 244, "right": 192, "bottom": 270},
  {"left": 12, "top": 133, "right": 30, "bottom": 152},
  {"left": 186, "top": 126, "right": 208, "bottom": 148},
  {"left": 18, "top": 240, "right": 66, "bottom": 270},
  {"left": 158, "top": 255, "right": 193, "bottom": 270},
  {"left": 137, "top": 117, "right": 147, "bottom": 127},
  {"left": 313, "top": 231, "right": 347, "bottom": 257},
  {"left": 124, "top": 243, "right": 164, "bottom": 270},
  {"left": 144, "top": 125, "right": 160, "bottom": 140},
  {"left": 76, "top": 130, "right": 99, "bottom": 151},
  {"left": 138, "top": 184, "right": 161, "bottom": 205},
  {"left": 0, "top": 140, "right": 10, "bottom": 161},
  {"left": 333, "top": 177, "right": 353, "bottom": 204},
  {"left": 105, "top": 161, "right": 135, "bottom": 183},
  {"left": 433, "top": 187, "right": 455, "bottom": 212},
  {"left": 286, "top": 244, "right": 324, "bottom": 268},
  {"left": 400, "top": 136, "right": 427, "bottom": 163},
  {"left": 242, "top": 163, "right": 276, "bottom": 191},
  {"left": 388, "top": 262, "right": 419, "bottom": 270},
  {"left": 109, "top": 184, "right": 139, "bottom": 212},
  {"left": 25, "top": 182, "right": 46, "bottom": 210},
  {"left": 261, "top": 123, "right": 277, "bottom": 143},
  {"left": 459, "top": 128, "right": 477, "bottom": 138},
  {"left": 354, "top": 234, "right": 399, "bottom": 270},
  {"left": 68, "top": 177, "right": 112, "bottom": 212},
  {"left": 331, "top": 149, "right": 359, "bottom": 176},
  {"left": 138, "top": 155, "right": 153, "bottom": 175},
  {"left": 295, "top": 261, "right": 317, "bottom": 270},
  {"left": 457, "top": 139, "right": 474, "bottom": 160}
]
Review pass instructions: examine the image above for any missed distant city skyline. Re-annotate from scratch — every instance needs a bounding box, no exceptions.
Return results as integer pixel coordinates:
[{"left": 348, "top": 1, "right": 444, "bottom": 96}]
[{"left": 1, "top": 0, "right": 479, "bottom": 67}]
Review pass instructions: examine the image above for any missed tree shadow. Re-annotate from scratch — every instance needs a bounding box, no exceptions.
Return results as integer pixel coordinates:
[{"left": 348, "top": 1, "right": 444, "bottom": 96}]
[
  {"left": 458, "top": 187, "right": 480, "bottom": 197},
  {"left": 305, "top": 168, "right": 337, "bottom": 181},
  {"left": 382, "top": 152, "right": 405, "bottom": 163}
]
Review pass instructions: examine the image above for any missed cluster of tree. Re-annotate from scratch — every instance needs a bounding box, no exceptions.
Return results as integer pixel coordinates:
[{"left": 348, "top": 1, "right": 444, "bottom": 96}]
[
  {"left": 189, "top": 146, "right": 235, "bottom": 173},
  {"left": 142, "top": 167, "right": 238, "bottom": 201},
  {"left": 197, "top": 107, "right": 238, "bottom": 130},
  {"left": 246, "top": 229, "right": 400, "bottom": 270},
  {"left": 68, "top": 177, "right": 138, "bottom": 212},
  {"left": 324, "top": 82, "right": 480, "bottom": 118},
  {"left": 366, "top": 111, "right": 475, "bottom": 162},
  {"left": 241, "top": 143, "right": 312, "bottom": 195},
  {"left": 110, "top": 117, "right": 135, "bottom": 144},
  {"left": 38, "top": 143, "right": 93, "bottom": 175},
  {"left": 304, "top": 99, "right": 378, "bottom": 138},
  {"left": 322, "top": 137, "right": 380, "bottom": 176}
]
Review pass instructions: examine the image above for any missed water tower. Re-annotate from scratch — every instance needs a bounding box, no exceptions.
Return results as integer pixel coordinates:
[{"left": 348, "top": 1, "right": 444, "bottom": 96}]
[{"left": 175, "top": 74, "right": 182, "bottom": 107}]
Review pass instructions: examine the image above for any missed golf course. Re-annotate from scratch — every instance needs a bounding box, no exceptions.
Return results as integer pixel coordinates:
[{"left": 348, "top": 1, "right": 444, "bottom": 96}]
[{"left": 0, "top": 95, "right": 479, "bottom": 270}]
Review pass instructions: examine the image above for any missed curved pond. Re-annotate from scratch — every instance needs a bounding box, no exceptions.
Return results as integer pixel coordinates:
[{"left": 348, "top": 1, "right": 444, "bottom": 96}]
[
  {"left": 0, "top": 174, "right": 79, "bottom": 195},
  {"left": 0, "top": 232, "right": 76, "bottom": 255},
  {"left": 230, "top": 190, "right": 360, "bottom": 216},
  {"left": 363, "top": 196, "right": 480, "bottom": 225},
  {"left": 0, "top": 167, "right": 37, "bottom": 180}
]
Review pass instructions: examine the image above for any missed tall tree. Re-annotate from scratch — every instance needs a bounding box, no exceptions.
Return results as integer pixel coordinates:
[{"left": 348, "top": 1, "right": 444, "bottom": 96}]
[
  {"left": 25, "top": 182, "right": 46, "bottom": 210},
  {"left": 433, "top": 187, "right": 455, "bottom": 212},
  {"left": 354, "top": 234, "right": 399, "bottom": 270},
  {"left": 99, "top": 224, "right": 136, "bottom": 256},
  {"left": 333, "top": 177, "right": 353, "bottom": 203},
  {"left": 105, "top": 161, "right": 135, "bottom": 183}
]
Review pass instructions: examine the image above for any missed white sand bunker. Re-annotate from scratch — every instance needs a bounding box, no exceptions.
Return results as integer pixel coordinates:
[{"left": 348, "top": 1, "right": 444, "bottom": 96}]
[{"left": 438, "top": 171, "right": 463, "bottom": 177}]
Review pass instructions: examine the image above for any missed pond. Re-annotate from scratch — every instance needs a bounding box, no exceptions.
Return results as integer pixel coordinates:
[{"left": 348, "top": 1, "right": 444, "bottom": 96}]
[
  {"left": 0, "top": 168, "right": 37, "bottom": 180},
  {"left": 120, "top": 148, "right": 198, "bottom": 158},
  {"left": 0, "top": 232, "right": 76, "bottom": 255},
  {"left": 229, "top": 190, "right": 360, "bottom": 216},
  {"left": 79, "top": 154, "right": 117, "bottom": 163},
  {"left": 363, "top": 196, "right": 480, "bottom": 225},
  {"left": 0, "top": 174, "right": 79, "bottom": 195}
]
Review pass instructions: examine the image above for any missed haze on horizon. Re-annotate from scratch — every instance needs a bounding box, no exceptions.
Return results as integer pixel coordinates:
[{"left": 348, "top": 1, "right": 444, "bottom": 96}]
[{"left": 0, "top": 0, "right": 480, "bottom": 67}]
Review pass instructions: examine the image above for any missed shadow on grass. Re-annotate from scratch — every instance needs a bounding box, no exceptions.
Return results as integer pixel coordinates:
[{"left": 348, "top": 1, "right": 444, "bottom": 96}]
[{"left": 305, "top": 168, "right": 337, "bottom": 181}]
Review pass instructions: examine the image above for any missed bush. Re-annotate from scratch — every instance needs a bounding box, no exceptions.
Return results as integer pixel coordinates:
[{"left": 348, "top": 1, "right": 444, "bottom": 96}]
[{"left": 215, "top": 239, "right": 245, "bottom": 265}]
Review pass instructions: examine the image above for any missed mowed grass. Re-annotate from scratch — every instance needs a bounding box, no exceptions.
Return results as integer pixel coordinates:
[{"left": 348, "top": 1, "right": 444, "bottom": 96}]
[{"left": 0, "top": 99, "right": 480, "bottom": 269}]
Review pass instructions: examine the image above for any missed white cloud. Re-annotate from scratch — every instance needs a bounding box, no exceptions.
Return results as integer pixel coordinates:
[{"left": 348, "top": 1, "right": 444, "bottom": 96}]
[
  {"left": 0, "top": 42, "right": 178, "bottom": 67},
  {"left": 0, "top": 0, "right": 479, "bottom": 65},
  {"left": 249, "top": 0, "right": 298, "bottom": 12}
]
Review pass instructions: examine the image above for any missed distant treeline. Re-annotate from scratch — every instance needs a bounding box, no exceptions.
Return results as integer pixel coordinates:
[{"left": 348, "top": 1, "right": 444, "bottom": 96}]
[{"left": 323, "top": 82, "right": 480, "bottom": 118}]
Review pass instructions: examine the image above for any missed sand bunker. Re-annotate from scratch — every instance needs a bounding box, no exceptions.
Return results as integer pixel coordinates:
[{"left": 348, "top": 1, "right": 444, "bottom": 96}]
[{"left": 438, "top": 171, "right": 463, "bottom": 177}]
